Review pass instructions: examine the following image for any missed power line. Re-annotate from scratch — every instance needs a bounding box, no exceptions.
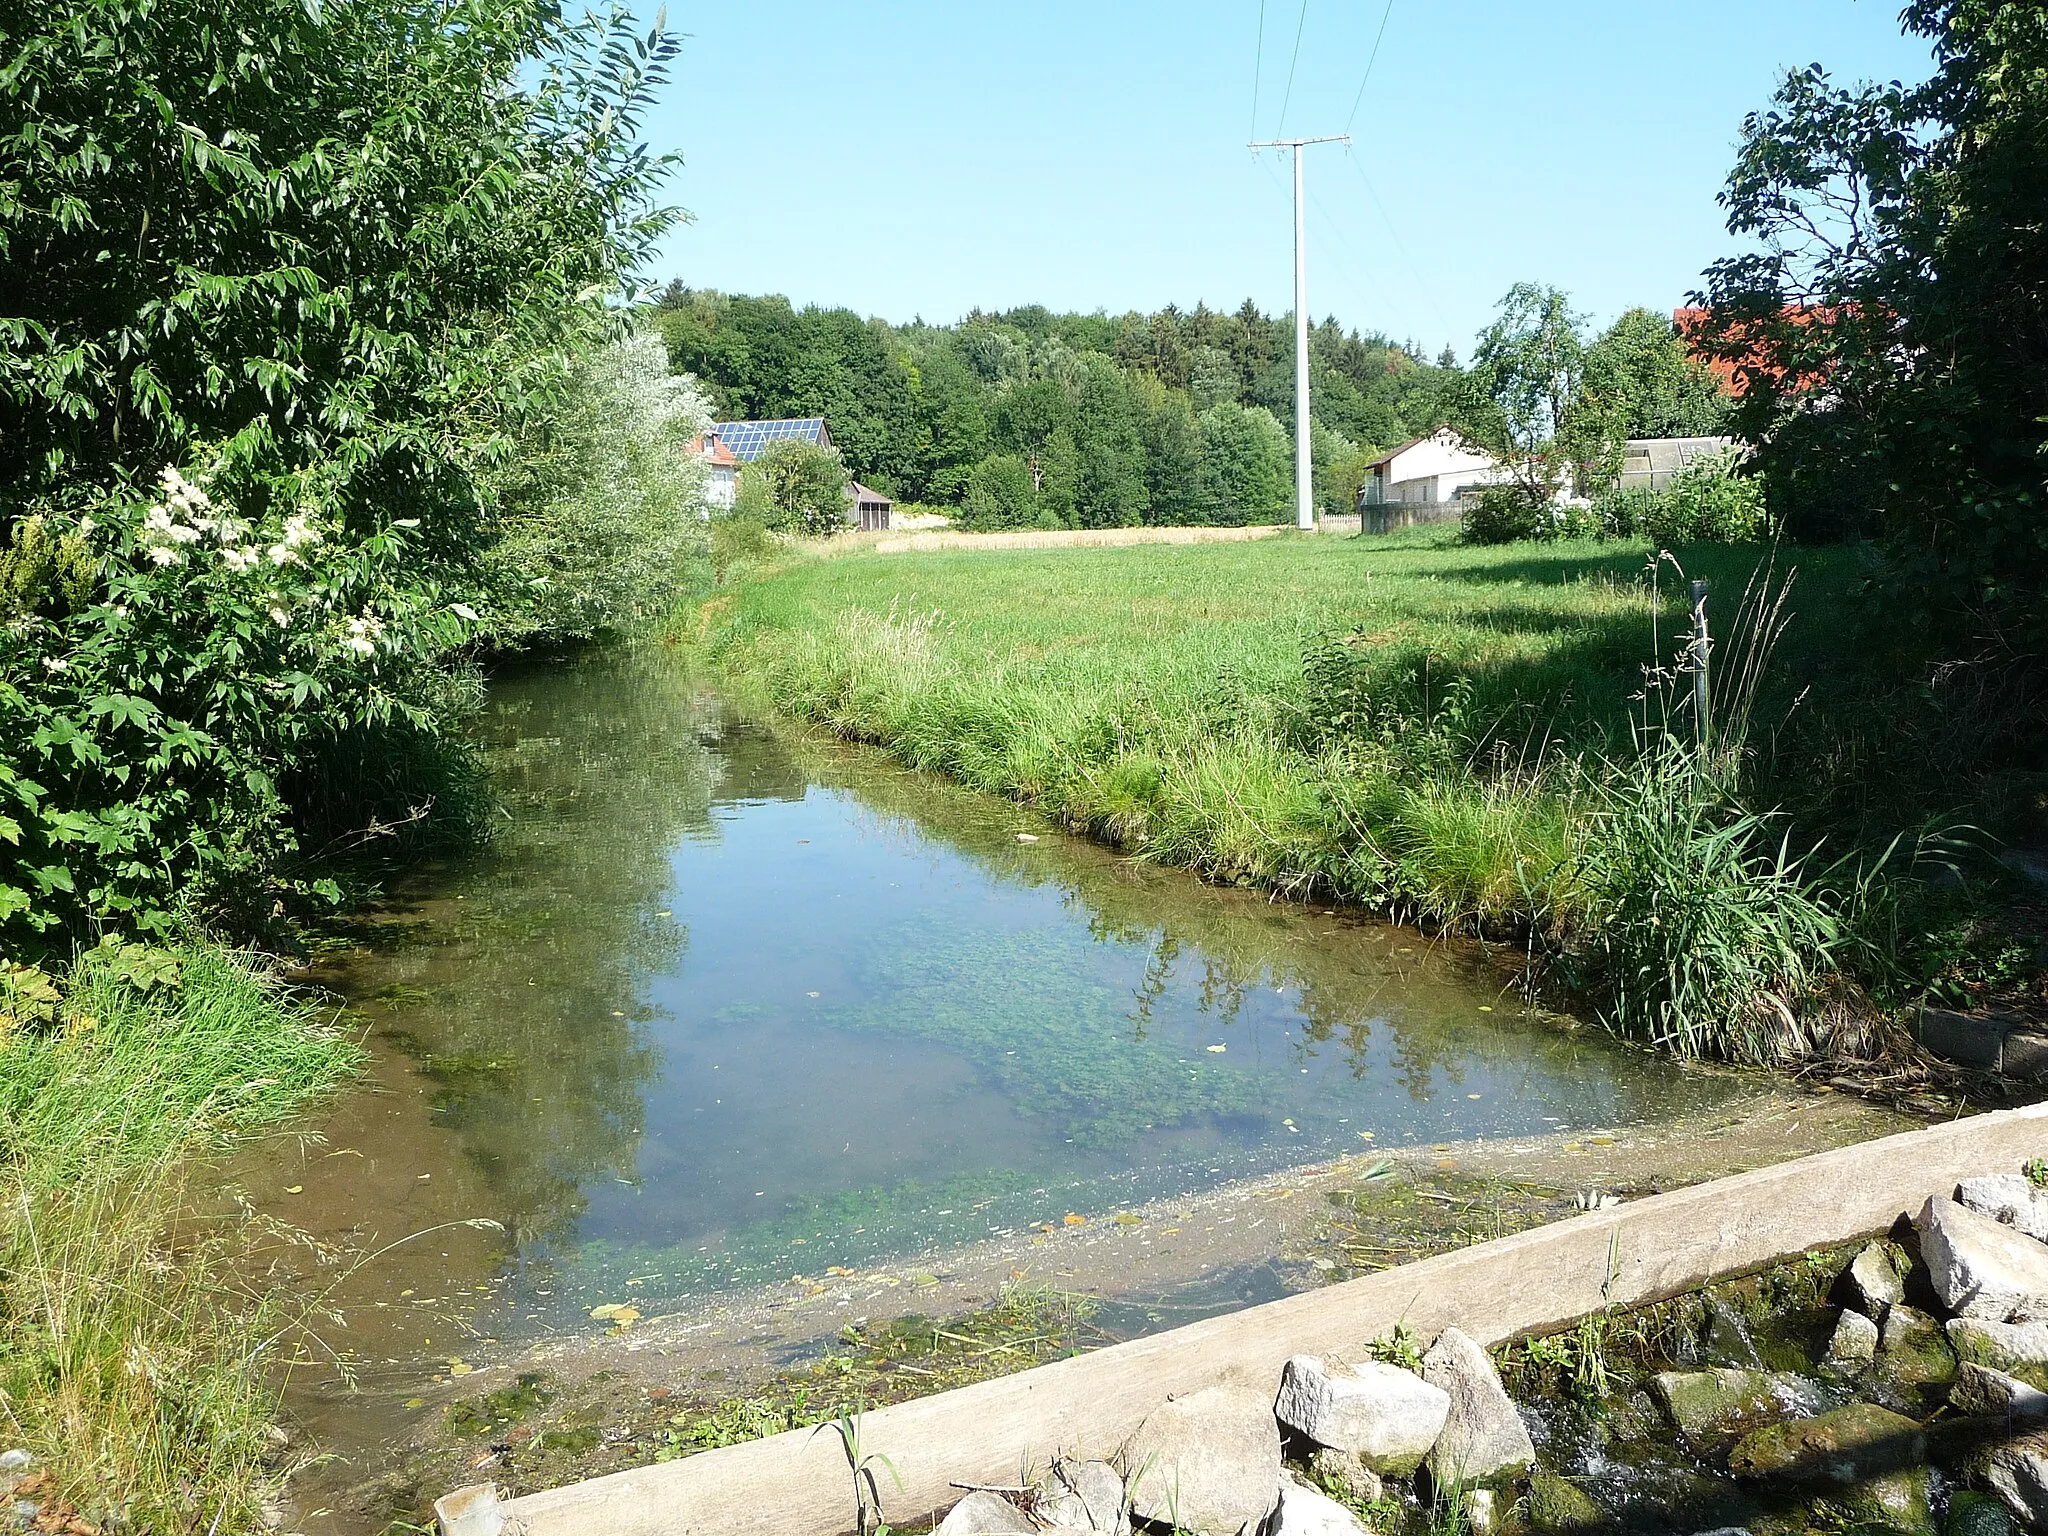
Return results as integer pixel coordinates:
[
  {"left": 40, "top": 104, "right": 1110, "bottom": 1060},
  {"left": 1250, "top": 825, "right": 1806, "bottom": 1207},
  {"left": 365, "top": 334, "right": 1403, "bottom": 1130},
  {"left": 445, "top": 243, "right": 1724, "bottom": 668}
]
[
  {"left": 1341, "top": 143, "right": 1453, "bottom": 339},
  {"left": 1276, "top": 0, "right": 1309, "bottom": 134},
  {"left": 1249, "top": 0, "right": 1267, "bottom": 140},
  {"left": 1342, "top": 0, "right": 1397, "bottom": 136}
]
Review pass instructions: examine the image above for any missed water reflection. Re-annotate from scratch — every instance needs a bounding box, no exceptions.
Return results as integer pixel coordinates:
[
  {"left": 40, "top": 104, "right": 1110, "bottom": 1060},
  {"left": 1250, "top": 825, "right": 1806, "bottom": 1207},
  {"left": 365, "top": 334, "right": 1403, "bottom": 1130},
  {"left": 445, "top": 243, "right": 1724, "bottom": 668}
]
[{"left": 326, "top": 648, "right": 1734, "bottom": 1327}]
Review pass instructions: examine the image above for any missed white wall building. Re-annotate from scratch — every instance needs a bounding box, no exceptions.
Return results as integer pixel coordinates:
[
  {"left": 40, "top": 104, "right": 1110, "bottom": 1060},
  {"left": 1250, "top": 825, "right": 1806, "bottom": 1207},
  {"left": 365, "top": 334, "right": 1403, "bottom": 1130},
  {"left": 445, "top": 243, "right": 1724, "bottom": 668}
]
[{"left": 1359, "top": 429, "right": 1508, "bottom": 506}]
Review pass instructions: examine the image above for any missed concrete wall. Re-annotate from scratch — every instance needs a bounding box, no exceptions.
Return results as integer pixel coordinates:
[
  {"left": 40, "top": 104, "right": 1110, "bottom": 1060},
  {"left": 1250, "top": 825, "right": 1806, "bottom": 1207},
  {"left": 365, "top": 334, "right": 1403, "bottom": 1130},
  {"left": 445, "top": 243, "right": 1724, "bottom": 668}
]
[{"left": 456, "top": 1103, "right": 2048, "bottom": 1536}]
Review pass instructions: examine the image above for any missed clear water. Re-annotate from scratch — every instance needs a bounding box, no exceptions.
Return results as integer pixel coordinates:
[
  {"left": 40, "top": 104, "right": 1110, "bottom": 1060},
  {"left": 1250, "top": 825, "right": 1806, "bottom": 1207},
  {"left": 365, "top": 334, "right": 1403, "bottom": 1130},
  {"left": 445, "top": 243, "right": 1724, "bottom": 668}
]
[{"left": 315, "top": 648, "right": 1734, "bottom": 1333}]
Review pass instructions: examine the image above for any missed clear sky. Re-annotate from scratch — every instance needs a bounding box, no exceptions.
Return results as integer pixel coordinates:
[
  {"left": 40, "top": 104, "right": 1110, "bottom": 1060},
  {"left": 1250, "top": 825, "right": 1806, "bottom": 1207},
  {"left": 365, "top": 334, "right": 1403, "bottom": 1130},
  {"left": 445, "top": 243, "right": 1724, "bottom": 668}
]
[{"left": 643, "top": 1, "right": 1935, "bottom": 355}]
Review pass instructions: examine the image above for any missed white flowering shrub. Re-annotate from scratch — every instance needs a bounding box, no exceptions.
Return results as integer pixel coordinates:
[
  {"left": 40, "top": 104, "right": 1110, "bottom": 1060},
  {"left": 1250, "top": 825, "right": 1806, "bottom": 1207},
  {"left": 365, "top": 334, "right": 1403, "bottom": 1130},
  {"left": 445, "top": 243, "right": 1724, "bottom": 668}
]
[
  {"left": 485, "top": 333, "right": 713, "bottom": 644},
  {"left": 0, "top": 459, "right": 479, "bottom": 939}
]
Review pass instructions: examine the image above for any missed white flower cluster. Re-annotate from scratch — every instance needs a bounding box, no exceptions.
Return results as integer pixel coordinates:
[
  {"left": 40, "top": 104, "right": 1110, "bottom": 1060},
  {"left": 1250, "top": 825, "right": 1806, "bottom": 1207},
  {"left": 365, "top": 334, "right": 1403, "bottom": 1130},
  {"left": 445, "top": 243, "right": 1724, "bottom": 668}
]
[
  {"left": 135, "top": 466, "right": 324, "bottom": 574},
  {"left": 341, "top": 613, "right": 385, "bottom": 658}
]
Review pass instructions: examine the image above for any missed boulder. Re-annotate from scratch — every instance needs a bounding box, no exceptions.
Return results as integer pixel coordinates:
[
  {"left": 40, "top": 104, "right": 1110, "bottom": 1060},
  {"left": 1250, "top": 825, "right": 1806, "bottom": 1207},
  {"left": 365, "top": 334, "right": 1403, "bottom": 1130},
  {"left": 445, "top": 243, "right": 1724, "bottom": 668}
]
[
  {"left": 1125, "top": 1386, "right": 1282, "bottom": 1536},
  {"left": 1526, "top": 1470, "right": 1605, "bottom": 1532},
  {"left": 1985, "top": 1428, "right": 2048, "bottom": 1530},
  {"left": 1920, "top": 1197, "right": 2048, "bottom": 1321},
  {"left": 1836, "top": 1467, "right": 1934, "bottom": 1535},
  {"left": 1951, "top": 1361, "right": 2048, "bottom": 1422},
  {"left": 1727, "top": 1402, "right": 1926, "bottom": 1485},
  {"left": 1420, "top": 1327, "right": 1536, "bottom": 1488},
  {"left": 1037, "top": 1460, "right": 1129, "bottom": 1536},
  {"left": 935, "top": 1492, "right": 1034, "bottom": 1536},
  {"left": 1825, "top": 1309, "right": 1881, "bottom": 1372},
  {"left": 1959, "top": 1174, "right": 2048, "bottom": 1244},
  {"left": 1304, "top": 1448, "right": 1381, "bottom": 1506},
  {"left": 1651, "top": 1368, "right": 1795, "bottom": 1450},
  {"left": 1879, "top": 1305, "right": 1959, "bottom": 1387},
  {"left": 1273, "top": 1355, "right": 1450, "bottom": 1474},
  {"left": 1265, "top": 1477, "right": 1371, "bottom": 1536},
  {"left": 1950, "top": 1316, "right": 2048, "bottom": 1377},
  {"left": 1849, "top": 1242, "right": 1909, "bottom": 1323},
  {"left": 1947, "top": 1487, "right": 2017, "bottom": 1536}
]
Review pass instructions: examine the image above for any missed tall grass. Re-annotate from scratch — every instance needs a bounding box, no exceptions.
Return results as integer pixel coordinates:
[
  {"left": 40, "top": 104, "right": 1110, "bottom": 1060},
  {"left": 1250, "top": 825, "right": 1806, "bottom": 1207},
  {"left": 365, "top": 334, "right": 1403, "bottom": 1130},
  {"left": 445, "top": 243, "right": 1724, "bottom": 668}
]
[
  {"left": 0, "top": 941, "right": 358, "bottom": 1532},
  {"left": 697, "top": 532, "right": 1900, "bottom": 1064}
]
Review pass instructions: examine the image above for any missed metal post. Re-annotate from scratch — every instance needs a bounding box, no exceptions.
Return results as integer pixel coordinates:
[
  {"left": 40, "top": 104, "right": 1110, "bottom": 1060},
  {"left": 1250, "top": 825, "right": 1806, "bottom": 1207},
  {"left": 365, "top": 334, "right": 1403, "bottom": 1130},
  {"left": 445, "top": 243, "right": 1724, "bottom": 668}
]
[
  {"left": 1292, "top": 143, "right": 1311, "bottom": 532},
  {"left": 1689, "top": 579, "right": 1711, "bottom": 749},
  {"left": 1249, "top": 134, "right": 1348, "bottom": 533}
]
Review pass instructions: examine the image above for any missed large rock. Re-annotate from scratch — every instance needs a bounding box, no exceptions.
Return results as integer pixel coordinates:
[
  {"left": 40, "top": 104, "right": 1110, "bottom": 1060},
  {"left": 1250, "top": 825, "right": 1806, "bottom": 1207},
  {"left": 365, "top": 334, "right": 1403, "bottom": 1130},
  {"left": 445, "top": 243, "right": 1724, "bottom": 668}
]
[
  {"left": 1952, "top": 1361, "right": 2048, "bottom": 1422},
  {"left": 1948, "top": 1487, "right": 2017, "bottom": 1536},
  {"left": 1125, "top": 1386, "right": 1282, "bottom": 1536},
  {"left": 1950, "top": 1316, "right": 2048, "bottom": 1376},
  {"left": 1420, "top": 1327, "right": 1535, "bottom": 1488},
  {"left": 1960, "top": 1174, "right": 2048, "bottom": 1244},
  {"left": 1265, "top": 1477, "right": 1371, "bottom": 1536},
  {"left": 1849, "top": 1242, "right": 1909, "bottom": 1324},
  {"left": 1825, "top": 1309, "right": 1881, "bottom": 1372},
  {"left": 1526, "top": 1470, "right": 1605, "bottom": 1532},
  {"left": 1651, "top": 1368, "right": 1797, "bottom": 1450},
  {"left": 1728, "top": 1402, "right": 1926, "bottom": 1485},
  {"left": 1836, "top": 1468, "right": 1934, "bottom": 1534},
  {"left": 1985, "top": 1428, "right": 2048, "bottom": 1530},
  {"left": 1273, "top": 1355, "right": 1449, "bottom": 1474},
  {"left": 935, "top": 1492, "right": 1034, "bottom": 1535},
  {"left": 1921, "top": 1196, "right": 2048, "bottom": 1321},
  {"left": 1879, "top": 1304, "right": 1959, "bottom": 1387},
  {"left": 1304, "top": 1449, "right": 1381, "bottom": 1506},
  {"left": 1038, "top": 1460, "right": 1129, "bottom": 1535}
]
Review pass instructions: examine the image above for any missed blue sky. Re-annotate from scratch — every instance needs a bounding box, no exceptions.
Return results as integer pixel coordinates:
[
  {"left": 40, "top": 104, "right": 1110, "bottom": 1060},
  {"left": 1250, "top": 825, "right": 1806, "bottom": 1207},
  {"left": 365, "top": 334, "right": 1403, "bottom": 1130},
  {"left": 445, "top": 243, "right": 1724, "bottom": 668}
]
[{"left": 643, "top": 1, "right": 1934, "bottom": 355}]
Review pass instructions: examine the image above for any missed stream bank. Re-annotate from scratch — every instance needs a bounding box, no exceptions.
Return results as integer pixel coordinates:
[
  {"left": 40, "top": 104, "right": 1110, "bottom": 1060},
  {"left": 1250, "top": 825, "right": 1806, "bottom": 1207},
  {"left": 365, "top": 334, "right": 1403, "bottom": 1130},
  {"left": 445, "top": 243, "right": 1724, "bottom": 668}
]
[{"left": 244, "top": 647, "right": 1938, "bottom": 1532}]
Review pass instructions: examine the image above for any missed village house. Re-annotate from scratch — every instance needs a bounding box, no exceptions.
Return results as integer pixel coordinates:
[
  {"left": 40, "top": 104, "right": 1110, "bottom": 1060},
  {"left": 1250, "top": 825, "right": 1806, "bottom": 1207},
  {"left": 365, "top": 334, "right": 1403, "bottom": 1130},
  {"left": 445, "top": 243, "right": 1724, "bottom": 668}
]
[
  {"left": 688, "top": 417, "right": 892, "bottom": 530},
  {"left": 1359, "top": 428, "right": 1508, "bottom": 509}
]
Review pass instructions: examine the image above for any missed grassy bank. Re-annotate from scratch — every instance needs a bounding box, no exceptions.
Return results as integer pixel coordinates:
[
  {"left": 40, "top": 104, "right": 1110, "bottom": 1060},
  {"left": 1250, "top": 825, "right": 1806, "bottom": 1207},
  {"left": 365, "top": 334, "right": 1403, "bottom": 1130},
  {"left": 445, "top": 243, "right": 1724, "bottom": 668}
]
[
  {"left": 0, "top": 941, "right": 358, "bottom": 1532},
  {"left": 691, "top": 527, "right": 2043, "bottom": 1063}
]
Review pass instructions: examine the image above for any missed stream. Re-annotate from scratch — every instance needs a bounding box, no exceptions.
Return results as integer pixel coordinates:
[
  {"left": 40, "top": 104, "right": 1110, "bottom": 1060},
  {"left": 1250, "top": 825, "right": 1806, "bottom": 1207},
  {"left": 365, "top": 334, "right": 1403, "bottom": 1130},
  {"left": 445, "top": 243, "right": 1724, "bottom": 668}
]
[{"left": 253, "top": 647, "right": 1751, "bottom": 1516}]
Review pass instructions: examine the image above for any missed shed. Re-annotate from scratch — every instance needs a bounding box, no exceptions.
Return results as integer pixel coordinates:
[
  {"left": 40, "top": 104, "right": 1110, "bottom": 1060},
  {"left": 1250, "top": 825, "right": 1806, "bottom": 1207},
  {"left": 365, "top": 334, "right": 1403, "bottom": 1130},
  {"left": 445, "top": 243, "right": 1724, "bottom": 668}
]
[{"left": 849, "top": 482, "right": 893, "bottom": 532}]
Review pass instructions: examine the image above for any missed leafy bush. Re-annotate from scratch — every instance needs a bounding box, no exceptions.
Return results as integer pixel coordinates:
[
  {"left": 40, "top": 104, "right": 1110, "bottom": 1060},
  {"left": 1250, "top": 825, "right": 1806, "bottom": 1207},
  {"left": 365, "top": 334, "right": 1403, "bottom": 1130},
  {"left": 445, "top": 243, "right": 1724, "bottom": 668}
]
[
  {"left": 1461, "top": 488, "right": 1546, "bottom": 544},
  {"left": 710, "top": 516, "right": 781, "bottom": 584},
  {"left": 959, "top": 454, "right": 1048, "bottom": 530},
  {"left": 1591, "top": 452, "right": 1770, "bottom": 544},
  {"left": 0, "top": 0, "right": 682, "bottom": 948},
  {"left": 485, "top": 335, "right": 713, "bottom": 645},
  {"left": 736, "top": 439, "right": 851, "bottom": 536}
]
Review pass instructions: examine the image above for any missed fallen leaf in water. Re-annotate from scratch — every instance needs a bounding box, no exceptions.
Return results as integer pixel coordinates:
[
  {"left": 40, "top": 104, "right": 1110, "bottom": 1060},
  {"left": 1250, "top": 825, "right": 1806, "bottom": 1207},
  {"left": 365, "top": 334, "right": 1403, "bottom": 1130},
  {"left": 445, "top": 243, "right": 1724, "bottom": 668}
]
[
  {"left": 403, "top": 1398, "right": 425, "bottom": 1410},
  {"left": 1357, "top": 1131, "right": 1375, "bottom": 1141},
  {"left": 1114, "top": 1213, "right": 1143, "bottom": 1226},
  {"left": 1063, "top": 1212, "right": 1086, "bottom": 1226},
  {"left": 911, "top": 1272, "right": 940, "bottom": 1286},
  {"left": 283, "top": 1185, "right": 303, "bottom": 1195},
  {"left": 826, "top": 1265, "right": 854, "bottom": 1276},
  {"left": 1205, "top": 1043, "right": 1226, "bottom": 1054},
  {"left": 1589, "top": 1134, "right": 1616, "bottom": 1145},
  {"left": 1015, "top": 833, "right": 1039, "bottom": 843},
  {"left": 609, "top": 1306, "right": 640, "bottom": 1325},
  {"left": 1478, "top": 1005, "right": 1494, "bottom": 1012},
  {"left": 589, "top": 1303, "right": 623, "bottom": 1320},
  {"left": 448, "top": 1360, "right": 474, "bottom": 1376}
]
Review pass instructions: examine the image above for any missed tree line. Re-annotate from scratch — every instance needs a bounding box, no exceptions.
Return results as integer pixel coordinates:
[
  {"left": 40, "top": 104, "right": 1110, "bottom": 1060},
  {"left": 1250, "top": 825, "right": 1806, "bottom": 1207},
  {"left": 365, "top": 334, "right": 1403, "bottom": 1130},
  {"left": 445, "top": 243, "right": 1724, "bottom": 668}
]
[{"left": 657, "top": 284, "right": 1733, "bottom": 532}]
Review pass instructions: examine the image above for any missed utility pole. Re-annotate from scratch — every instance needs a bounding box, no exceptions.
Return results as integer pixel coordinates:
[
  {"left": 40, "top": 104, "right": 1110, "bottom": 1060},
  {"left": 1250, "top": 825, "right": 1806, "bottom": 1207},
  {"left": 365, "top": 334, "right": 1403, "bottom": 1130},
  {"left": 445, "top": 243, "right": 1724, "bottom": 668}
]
[{"left": 1249, "top": 134, "right": 1348, "bottom": 531}]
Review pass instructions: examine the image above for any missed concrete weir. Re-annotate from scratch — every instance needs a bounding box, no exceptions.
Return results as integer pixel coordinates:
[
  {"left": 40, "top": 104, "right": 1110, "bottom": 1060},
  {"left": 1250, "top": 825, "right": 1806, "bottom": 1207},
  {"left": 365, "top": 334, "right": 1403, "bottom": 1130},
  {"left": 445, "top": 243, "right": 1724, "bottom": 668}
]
[{"left": 440, "top": 1102, "right": 2048, "bottom": 1536}]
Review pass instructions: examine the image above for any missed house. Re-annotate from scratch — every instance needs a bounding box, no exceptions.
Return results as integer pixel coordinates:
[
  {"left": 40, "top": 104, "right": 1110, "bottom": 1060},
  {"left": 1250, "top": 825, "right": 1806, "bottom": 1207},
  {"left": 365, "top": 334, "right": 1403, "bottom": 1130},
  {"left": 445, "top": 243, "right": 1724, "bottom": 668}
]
[
  {"left": 1618, "top": 436, "right": 1738, "bottom": 492},
  {"left": 1359, "top": 428, "right": 1508, "bottom": 509},
  {"left": 689, "top": 418, "right": 892, "bottom": 531},
  {"left": 687, "top": 433, "right": 739, "bottom": 510}
]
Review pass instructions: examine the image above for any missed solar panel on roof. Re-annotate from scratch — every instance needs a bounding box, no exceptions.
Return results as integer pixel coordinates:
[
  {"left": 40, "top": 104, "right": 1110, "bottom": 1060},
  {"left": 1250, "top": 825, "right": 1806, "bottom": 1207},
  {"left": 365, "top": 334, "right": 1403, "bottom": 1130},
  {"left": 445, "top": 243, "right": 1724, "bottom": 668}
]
[{"left": 710, "top": 419, "right": 827, "bottom": 462}]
